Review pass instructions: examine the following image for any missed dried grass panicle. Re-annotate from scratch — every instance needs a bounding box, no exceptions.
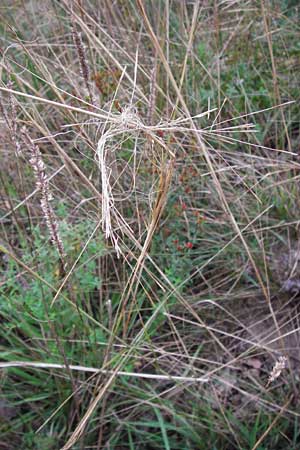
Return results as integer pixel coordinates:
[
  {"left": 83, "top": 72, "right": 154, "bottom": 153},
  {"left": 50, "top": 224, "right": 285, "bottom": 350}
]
[
  {"left": 71, "top": 20, "right": 94, "bottom": 106},
  {"left": 21, "top": 126, "right": 66, "bottom": 266},
  {"left": 0, "top": 81, "right": 21, "bottom": 155},
  {"left": 267, "top": 356, "right": 288, "bottom": 386},
  {"left": 95, "top": 105, "right": 147, "bottom": 257}
]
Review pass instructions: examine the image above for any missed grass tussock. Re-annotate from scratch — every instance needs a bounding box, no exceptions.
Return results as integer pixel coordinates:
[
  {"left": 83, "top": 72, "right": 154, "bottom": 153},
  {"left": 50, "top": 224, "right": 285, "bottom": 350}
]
[{"left": 0, "top": 1, "right": 300, "bottom": 449}]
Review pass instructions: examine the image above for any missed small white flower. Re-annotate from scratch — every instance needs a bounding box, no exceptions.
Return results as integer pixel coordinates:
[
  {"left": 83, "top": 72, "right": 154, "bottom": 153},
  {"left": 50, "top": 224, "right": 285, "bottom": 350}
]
[{"left": 267, "top": 356, "right": 287, "bottom": 386}]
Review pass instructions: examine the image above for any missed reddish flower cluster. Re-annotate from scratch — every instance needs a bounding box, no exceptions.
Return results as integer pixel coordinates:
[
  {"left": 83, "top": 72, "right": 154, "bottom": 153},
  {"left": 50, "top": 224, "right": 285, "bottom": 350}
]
[{"left": 172, "top": 239, "right": 193, "bottom": 251}]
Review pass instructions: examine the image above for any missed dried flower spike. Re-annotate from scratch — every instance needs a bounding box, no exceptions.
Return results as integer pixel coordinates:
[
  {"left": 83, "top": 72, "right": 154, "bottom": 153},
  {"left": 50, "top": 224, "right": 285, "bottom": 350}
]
[
  {"left": 21, "top": 127, "right": 66, "bottom": 267},
  {"left": 71, "top": 19, "right": 94, "bottom": 106},
  {"left": 267, "top": 356, "right": 287, "bottom": 386},
  {"left": 0, "top": 80, "right": 21, "bottom": 155}
]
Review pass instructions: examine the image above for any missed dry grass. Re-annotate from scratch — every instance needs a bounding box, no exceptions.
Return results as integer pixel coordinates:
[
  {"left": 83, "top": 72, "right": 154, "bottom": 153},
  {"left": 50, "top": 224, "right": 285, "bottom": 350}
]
[{"left": 0, "top": 1, "right": 300, "bottom": 449}]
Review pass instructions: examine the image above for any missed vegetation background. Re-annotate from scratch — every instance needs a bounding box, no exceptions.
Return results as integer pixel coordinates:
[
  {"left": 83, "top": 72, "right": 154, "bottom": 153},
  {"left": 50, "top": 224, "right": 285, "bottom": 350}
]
[{"left": 0, "top": 0, "right": 300, "bottom": 449}]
